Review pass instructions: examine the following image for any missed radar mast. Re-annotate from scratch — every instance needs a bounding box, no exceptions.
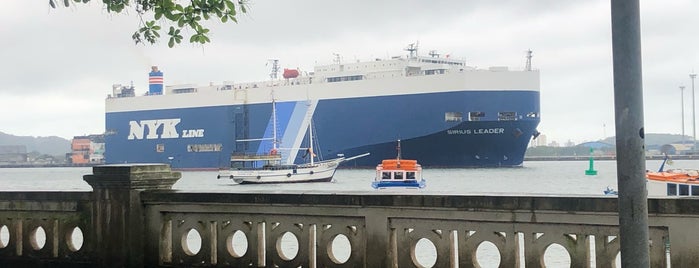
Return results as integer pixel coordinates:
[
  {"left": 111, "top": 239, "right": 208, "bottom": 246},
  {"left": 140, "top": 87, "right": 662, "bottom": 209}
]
[
  {"left": 525, "top": 50, "right": 533, "bottom": 71},
  {"left": 268, "top": 59, "right": 279, "bottom": 79},
  {"left": 405, "top": 42, "right": 419, "bottom": 58}
]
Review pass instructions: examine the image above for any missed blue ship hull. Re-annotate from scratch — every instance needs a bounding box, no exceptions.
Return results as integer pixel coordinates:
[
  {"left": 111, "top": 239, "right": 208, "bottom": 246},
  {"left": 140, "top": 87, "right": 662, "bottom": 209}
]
[{"left": 105, "top": 90, "right": 540, "bottom": 169}]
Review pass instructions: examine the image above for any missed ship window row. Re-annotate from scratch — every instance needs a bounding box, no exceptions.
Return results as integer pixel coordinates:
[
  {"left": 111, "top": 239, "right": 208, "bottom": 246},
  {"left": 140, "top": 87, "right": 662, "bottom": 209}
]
[
  {"left": 667, "top": 183, "right": 699, "bottom": 196},
  {"left": 469, "top": 111, "right": 485, "bottom": 121},
  {"left": 446, "top": 111, "right": 520, "bottom": 121},
  {"left": 327, "top": 75, "right": 363, "bottom": 83},
  {"left": 420, "top": 59, "right": 464, "bottom": 66},
  {"left": 187, "top": 144, "right": 223, "bottom": 152},
  {"left": 381, "top": 171, "right": 417, "bottom": 180},
  {"left": 424, "top": 69, "right": 445, "bottom": 75},
  {"left": 445, "top": 112, "right": 462, "bottom": 122},
  {"left": 498, "top": 111, "right": 517, "bottom": 121},
  {"left": 172, "top": 88, "right": 197, "bottom": 94}
]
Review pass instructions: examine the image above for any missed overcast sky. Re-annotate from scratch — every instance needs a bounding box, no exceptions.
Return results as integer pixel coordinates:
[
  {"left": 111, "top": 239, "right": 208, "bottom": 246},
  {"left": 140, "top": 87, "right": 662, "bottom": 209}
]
[{"left": 1, "top": 0, "right": 698, "bottom": 145}]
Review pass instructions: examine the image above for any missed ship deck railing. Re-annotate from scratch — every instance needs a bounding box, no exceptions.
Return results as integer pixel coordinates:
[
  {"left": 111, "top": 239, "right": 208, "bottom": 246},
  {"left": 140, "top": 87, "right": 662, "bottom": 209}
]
[{"left": 230, "top": 153, "right": 283, "bottom": 161}]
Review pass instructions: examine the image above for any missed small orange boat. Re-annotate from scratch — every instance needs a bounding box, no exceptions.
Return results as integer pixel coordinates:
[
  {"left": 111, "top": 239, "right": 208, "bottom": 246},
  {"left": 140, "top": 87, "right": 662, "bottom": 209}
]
[
  {"left": 646, "top": 156, "right": 699, "bottom": 197},
  {"left": 372, "top": 140, "right": 426, "bottom": 189}
]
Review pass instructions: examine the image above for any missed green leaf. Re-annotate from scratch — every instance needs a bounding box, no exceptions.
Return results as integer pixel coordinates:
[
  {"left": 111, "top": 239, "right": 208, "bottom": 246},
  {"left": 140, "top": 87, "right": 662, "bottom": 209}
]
[{"left": 168, "top": 38, "right": 175, "bottom": 48}]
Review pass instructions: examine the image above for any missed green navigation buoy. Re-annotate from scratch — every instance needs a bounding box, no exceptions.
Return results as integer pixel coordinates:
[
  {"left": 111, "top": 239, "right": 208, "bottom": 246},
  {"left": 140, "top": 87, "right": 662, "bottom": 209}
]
[{"left": 585, "top": 148, "right": 598, "bottom": 175}]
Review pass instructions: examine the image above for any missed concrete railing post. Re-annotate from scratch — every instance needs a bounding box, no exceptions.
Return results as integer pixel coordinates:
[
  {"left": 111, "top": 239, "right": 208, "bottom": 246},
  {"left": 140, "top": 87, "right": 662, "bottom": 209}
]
[{"left": 83, "top": 164, "right": 181, "bottom": 267}]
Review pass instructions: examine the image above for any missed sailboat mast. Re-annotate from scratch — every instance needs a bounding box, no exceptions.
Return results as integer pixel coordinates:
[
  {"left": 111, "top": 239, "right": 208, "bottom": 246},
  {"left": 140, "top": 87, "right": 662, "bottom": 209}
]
[
  {"left": 272, "top": 95, "right": 278, "bottom": 151},
  {"left": 309, "top": 119, "right": 314, "bottom": 165}
]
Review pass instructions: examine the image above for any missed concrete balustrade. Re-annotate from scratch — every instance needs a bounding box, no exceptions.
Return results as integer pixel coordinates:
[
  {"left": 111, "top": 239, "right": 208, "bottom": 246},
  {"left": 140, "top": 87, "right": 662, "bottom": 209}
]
[{"left": 0, "top": 164, "right": 698, "bottom": 267}]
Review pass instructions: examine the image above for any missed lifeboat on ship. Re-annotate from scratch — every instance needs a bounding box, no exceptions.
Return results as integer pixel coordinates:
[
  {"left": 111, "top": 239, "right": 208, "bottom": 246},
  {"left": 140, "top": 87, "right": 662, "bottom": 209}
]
[{"left": 283, "top": 68, "right": 299, "bottom": 79}]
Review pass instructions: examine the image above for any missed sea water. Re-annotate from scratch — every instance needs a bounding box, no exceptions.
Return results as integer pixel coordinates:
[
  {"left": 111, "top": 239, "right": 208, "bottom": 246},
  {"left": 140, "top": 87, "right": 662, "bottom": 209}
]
[{"left": 0, "top": 159, "right": 680, "bottom": 267}]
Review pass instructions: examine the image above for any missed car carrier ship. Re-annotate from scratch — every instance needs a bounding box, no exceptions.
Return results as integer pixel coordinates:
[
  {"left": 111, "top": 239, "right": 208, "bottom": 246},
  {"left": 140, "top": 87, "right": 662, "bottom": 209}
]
[{"left": 104, "top": 45, "right": 541, "bottom": 170}]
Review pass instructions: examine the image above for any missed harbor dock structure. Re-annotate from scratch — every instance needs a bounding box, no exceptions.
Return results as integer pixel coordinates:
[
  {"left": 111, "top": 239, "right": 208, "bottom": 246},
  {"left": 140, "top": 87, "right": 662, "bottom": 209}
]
[{"left": 0, "top": 164, "right": 697, "bottom": 267}]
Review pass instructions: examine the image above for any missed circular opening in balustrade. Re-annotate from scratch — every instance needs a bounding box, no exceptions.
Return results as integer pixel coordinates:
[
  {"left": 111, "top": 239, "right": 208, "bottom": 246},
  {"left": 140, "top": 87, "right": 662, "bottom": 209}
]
[
  {"left": 475, "top": 241, "right": 501, "bottom": 268},
  {"left": 30, "top": 226, "right": 46, "bottom": 250},
  {"left": 411, "top": 238, "right": 437, "bottom": 268},
  {"left": 543, "top": 243, "right": 571, "bottom": 267},
  {"left": 328, "top": 234, "right": 351, "bottom": 264},
  {"left": 182, "top": 228, "right": 202, "bottom": 256},
  {"left": 276, "top": 232, "right": 299, "bottom": 261},
  {"left": 226, "top": 230, "right": 248, "bottom": 258},
  {"left": 0, "top": 225, "right": 9, "bottom": 248},
  {"left": 66, "top": 226, "right": 84, "bottom": 252}
]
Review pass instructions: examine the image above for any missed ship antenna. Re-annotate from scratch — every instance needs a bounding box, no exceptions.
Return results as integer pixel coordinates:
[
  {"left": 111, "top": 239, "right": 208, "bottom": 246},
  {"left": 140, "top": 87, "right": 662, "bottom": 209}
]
[
  {"left": 332, "top": 53, "right": 341, "bottom": 64},
  {"left": 405, "top": 42, "right": 419, "bottom": 58},
  {"left": 525, "top": 49, "right": 533, "bottom": 71},
  {"left": 268, "top": 59, "right": 279, "bottom": 79},
  {"left": 396, "top": 140, "right": 402, "bottom": 167},
  {"left": 428, "top": 50, "right": 439, "bottom": 58}
]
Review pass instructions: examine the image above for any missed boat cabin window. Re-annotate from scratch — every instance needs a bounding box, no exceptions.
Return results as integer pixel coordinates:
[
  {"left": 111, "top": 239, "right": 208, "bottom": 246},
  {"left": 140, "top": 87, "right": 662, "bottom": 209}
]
[
  {"left": 692, "top": 185, "right": 699, "bottom": 196},
  {"left": 667, "top": 183, "right": 677, "bottom": 196},
  {"left": 406, "top": 172, "right": 416, "bottom": 180},
  {"left": 394, "top": 172, "right": 403, "bottom": 180},
  {"left": 679, "top": 184, "right": 689, "bottom": 196},
  {"left": 382, "top": 172, "right": 391, "bottom": 180}
]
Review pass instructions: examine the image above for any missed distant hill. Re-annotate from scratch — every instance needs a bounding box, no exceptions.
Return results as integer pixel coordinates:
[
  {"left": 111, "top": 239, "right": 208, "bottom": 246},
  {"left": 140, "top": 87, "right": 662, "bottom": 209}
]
[
  {"left": 0, "top": 131, "right": 70, "bottom": 156},
  {"left": 600, "top": 133, "right": 691, "bottom": 146}
]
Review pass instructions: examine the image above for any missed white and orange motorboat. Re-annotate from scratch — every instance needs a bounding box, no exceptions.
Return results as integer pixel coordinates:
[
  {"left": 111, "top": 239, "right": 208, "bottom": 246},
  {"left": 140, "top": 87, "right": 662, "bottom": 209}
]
[
  {"left": 646, "top": 156, "right": 699, "bottom": 197},
  {"left": 372, "top": 140, "right": 426, "bottom": 189}
]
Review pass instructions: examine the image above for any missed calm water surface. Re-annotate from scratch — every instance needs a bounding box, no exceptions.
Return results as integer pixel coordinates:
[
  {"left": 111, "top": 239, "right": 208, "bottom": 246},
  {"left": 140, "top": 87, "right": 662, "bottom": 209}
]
[
  {"left": 0, "top": 159, "right": 676, "bottom": 195},
  {"left": 0, "top": 159, "right": 683, "bottom": 267}
]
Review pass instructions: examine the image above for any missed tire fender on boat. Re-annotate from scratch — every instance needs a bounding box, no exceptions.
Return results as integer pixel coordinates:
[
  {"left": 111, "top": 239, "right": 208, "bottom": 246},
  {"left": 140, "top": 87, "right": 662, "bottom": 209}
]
[
  {"left": 217, "top": 175, "right": 221, "bottom": 179},
  {"left": 286, "top": 173, "right": 292, "bottom": 177},
  {"left": 229, "top": 175, "right": 234, "bottom": 179},
  {"left": 257, "top": 176, "right": 261, "bottom": 180},
  {"left": 309, "top": 171, "right": 314, "bottom": 175}
]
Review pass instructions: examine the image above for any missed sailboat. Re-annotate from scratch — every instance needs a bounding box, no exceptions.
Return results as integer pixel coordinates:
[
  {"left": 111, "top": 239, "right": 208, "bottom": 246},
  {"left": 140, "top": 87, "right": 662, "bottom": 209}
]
[{"left": 217, "top": 97, "right": 368, "bottom": 184}]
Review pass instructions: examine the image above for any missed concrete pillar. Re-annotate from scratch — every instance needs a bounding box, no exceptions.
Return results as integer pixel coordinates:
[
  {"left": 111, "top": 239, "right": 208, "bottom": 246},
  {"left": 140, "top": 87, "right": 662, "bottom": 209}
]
[{"left": 83, "top": 164, "right": 180, "bottom": 267}]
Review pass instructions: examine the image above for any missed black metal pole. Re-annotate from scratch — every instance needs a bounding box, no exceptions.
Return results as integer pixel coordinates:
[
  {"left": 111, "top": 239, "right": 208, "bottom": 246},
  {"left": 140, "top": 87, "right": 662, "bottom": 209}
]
[{"left": 610, "top": 0, "right": 650, "bottom": 267}]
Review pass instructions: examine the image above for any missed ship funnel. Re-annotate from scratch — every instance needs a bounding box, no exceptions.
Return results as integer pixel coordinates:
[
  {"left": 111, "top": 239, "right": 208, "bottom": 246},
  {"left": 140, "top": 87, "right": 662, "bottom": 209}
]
[{"left": 148, "top": 66, "right": 164, "bottom": 95}]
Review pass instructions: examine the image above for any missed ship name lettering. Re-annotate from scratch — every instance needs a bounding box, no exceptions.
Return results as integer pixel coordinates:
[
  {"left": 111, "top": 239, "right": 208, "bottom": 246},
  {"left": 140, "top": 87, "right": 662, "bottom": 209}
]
[
  {"left": 472, "top": 128, "right": 504, "bottom": 134},
  {"left": 447, "top": 128, "right": 505, "bottom": 135},
  {"left": 128, "top": 118, "right": 181, "bottom": 140},
  {"left": 182, "top": 129, "right": 205, "bottom": 138}
]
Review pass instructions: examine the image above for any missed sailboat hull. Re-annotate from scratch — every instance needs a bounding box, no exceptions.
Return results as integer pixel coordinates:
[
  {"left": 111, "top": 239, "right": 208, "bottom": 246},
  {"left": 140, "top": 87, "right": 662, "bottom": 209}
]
[{"left": 219, "top": 158, "right": 343, "bottom": 184}]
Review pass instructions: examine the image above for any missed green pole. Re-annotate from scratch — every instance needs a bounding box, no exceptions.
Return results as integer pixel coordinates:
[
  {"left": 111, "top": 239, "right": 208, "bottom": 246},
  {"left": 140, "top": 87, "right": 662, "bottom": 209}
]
[{"left": 585, "top": 148, "right": 598, "bottom": 175}]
